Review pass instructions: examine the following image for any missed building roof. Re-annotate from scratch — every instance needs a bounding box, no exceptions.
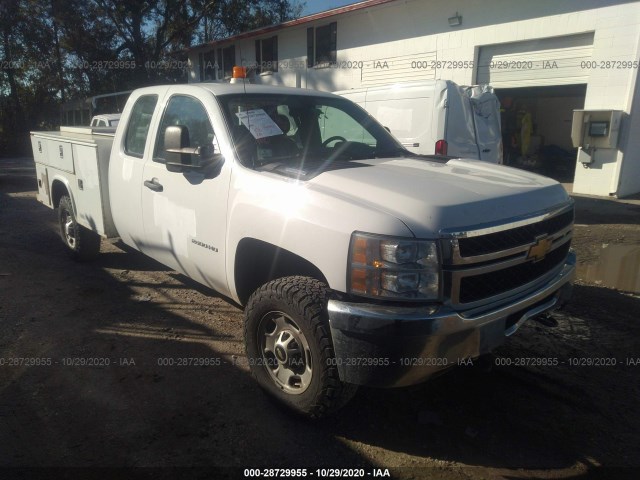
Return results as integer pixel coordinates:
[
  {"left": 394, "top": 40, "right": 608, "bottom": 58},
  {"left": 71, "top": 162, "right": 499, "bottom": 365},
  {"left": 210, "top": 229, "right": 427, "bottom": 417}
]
[{"left": 189, "top": 0, "right": 397, "bottom": 51}]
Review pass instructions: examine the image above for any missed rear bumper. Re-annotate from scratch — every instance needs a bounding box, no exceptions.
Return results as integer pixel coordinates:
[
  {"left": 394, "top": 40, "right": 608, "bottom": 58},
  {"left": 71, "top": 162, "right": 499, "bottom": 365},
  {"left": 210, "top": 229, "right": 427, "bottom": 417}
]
[{"left": 327, "top": 252, "right": 575, "bottom": 387}]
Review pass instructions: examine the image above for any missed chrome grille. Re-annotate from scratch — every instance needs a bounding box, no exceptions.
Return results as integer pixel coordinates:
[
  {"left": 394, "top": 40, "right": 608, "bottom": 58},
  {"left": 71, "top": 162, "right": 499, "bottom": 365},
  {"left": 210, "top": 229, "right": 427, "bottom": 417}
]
[
  {"left": 458, "top": 209, "right": 574, "bottom": 257},
  {"left": 441, "top": 204, "right": 574, "bottom": 307},
  {"left": 458, "top": 242, "right": 571, "bottom": 303}
]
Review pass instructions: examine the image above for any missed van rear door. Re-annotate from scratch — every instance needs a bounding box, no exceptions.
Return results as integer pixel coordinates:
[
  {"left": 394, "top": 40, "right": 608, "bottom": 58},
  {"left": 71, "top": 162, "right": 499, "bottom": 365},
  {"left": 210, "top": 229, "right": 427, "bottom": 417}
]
[
  {"left": 465, "top": 85, "right": 503, "bottom": 164},
  {"left": 443, "top": 82, "right": 480, "bottom": 159}
]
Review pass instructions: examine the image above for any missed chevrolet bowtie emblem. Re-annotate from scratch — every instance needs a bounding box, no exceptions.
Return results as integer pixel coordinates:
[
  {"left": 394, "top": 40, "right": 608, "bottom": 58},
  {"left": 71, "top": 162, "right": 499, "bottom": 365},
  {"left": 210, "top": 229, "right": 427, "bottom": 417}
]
[{"left": 527, "top": 236, "right": 552, "bottom": 262}]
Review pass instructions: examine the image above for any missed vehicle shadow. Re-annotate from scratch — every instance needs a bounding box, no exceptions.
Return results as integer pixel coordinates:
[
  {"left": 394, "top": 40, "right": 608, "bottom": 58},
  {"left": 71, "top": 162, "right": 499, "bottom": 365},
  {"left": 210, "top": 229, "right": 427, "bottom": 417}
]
[
  {"left": 0, "top": 191, "right": 374, "bottom": 475},
  {"left": 0, "top": 173, "right": 37, "bottom": 195},
  {"left": 96, "top": 241, "right": 174, "bottom": 273}
]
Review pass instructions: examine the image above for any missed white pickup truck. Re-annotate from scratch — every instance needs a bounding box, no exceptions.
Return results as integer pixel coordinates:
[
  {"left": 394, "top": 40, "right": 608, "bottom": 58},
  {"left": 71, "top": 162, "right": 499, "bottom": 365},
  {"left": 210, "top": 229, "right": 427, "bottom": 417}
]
[
  {"left": 31, "top": 83, "right": 575, "bottom": 417},
  {"left": 90, "top": 114, "right": 121, "bottom": 128}
]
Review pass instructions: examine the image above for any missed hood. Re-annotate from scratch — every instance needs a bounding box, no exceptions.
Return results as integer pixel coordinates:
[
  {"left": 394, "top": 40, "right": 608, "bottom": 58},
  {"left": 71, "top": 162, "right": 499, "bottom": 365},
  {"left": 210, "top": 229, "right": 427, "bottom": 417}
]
[{"left": 307, "top": 157, "right": 570, "bottom": 238}]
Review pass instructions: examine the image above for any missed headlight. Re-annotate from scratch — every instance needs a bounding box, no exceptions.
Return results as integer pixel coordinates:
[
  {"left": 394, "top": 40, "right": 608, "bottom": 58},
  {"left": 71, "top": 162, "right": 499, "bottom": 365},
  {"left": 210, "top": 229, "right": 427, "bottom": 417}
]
[{"left": 348, "top": 232, "right": 440, "bottom": 300}]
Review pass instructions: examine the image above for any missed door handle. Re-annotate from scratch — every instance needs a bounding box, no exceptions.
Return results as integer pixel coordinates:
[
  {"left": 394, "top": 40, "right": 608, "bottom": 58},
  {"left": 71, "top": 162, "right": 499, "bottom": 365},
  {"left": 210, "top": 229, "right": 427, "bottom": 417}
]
[
  {"left": 482, "top": 148, "right": 491, "bottom": 153},
  {"left": 144, "top": 179, "right": 163, "bottom": 192}
]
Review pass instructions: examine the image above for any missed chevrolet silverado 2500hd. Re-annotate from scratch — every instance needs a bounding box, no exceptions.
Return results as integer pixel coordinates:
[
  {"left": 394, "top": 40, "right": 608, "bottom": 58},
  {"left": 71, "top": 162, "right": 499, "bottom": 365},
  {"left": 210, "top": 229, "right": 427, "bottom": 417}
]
[{"left": 31, "top": 83, "right": 575, "bottom": 417}]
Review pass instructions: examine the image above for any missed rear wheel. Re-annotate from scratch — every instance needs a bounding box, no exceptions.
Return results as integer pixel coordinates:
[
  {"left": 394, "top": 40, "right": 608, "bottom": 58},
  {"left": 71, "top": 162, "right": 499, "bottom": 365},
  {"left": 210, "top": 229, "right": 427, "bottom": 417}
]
[
  {"left": 244, "top": 276, "right": 357, "bottom": 417},
  {"left": 58, "top": 195, "right": 101, "bottom": 261}
]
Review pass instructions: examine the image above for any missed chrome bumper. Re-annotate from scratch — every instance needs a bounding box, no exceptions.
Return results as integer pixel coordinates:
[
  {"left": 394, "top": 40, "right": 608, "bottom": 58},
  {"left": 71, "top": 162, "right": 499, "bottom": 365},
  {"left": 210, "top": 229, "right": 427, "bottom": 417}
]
[{"left": 327, "top": 252, "right": 576, "bottom": 387}]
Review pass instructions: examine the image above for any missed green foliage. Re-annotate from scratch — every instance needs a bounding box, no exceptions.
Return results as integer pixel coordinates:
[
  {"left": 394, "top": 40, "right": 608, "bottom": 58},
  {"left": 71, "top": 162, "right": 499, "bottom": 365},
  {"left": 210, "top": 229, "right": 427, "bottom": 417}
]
[{"left": 0, "top": 0, "right": 303, "bottom": 155}]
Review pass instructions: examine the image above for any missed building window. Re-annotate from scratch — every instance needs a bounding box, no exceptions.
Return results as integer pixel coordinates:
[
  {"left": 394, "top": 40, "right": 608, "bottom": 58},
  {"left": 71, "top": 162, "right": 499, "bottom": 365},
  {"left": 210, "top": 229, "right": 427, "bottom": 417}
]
[
  {"left": 255, "top": 36, "right": 278, "bottom": 73},
  {"left": 199, "top": 45, "right": 235, "bottom": 81},
  {"left": 199, "top": 50, "right": 217, "bottom": 81},
  {"left": 307, "top": 22, "right": 337, "bottom": 67},
  {"left": 222, "top": 45, "right": 235, "bottom": 78}
]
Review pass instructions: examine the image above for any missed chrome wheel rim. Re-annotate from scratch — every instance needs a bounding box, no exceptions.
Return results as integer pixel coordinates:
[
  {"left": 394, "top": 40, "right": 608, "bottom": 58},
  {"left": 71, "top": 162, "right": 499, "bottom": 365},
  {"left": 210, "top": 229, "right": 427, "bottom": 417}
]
[
  {"left": 257, "top": 311, "right": 312, "bottom": 395},
  {"left": 62, "top": 210, "right": 77, "bottom": 249}
]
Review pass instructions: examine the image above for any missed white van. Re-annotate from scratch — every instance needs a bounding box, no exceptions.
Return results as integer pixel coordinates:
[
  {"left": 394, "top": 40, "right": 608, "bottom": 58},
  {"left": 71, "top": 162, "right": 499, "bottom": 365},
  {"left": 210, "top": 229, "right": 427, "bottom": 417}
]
[{"left": 335, "top": 80, "right": 503, "bottom": 163}]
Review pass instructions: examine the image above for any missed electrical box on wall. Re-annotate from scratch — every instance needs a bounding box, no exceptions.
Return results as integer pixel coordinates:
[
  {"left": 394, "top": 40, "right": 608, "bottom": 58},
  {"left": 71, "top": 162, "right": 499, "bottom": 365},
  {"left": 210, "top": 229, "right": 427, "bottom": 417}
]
[
  {"left": 571, "top": 110, "right": 622, "bottom": 166},
  {"left": 571, "top": 110, "right": 622, "bottom": 149}
]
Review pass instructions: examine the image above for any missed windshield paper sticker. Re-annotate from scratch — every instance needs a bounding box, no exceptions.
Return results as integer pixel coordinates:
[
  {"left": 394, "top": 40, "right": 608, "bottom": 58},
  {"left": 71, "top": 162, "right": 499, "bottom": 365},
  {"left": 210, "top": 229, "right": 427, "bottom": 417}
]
[{"left": 236, "top": 109, "right": 283, "bottom": 139}]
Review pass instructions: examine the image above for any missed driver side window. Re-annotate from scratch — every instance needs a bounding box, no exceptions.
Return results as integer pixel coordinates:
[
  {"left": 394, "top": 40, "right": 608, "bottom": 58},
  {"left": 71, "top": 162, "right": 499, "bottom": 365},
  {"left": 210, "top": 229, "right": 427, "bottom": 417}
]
[
  {"left": 153, "top": 95, "right": 216, "bottom": 163},
  {"left": 318, "top": 106, "right": 376, "bottom": 146}
]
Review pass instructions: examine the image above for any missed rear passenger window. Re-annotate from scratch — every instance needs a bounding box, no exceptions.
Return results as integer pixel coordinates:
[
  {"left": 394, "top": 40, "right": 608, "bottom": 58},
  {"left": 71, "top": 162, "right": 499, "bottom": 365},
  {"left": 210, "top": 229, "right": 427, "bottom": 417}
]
[{"left": 125, "top": 95, "right": 158, "bottom": 157}]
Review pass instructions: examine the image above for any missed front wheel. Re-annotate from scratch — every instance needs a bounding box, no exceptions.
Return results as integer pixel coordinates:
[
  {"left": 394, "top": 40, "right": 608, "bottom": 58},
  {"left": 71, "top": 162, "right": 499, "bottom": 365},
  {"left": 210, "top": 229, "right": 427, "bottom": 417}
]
[
  {"left": 58, "top": 195, "right": 101, "bottom": 261},
  {"left": 244, "top": 276, "right": 357, "bottom": 417}
]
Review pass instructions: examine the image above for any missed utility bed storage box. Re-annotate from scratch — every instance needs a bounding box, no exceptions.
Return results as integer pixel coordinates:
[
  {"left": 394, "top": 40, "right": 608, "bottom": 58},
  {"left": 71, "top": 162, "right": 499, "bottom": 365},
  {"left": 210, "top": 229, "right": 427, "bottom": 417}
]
[{"left": 30, "top": 127, "right": 117, "bottom": 237}]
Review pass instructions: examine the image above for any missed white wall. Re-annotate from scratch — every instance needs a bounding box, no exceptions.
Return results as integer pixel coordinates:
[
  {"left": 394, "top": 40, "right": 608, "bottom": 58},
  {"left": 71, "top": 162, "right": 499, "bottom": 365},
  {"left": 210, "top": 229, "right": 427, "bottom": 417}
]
[
  {"left": 612, "top": 35, "right": 640, "bottom": 198},
  {"left": 190, "top": 1, "right": 640, "bottom": 93},
  {"left": 571, "top": 2, "right": 640, "bottom": 196}
]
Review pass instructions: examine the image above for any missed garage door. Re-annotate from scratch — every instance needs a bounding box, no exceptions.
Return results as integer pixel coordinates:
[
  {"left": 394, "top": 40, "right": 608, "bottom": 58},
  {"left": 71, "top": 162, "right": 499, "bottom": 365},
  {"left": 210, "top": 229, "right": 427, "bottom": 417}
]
[{"left": 477, "top": 32, "right": 594, "bottom": 88}]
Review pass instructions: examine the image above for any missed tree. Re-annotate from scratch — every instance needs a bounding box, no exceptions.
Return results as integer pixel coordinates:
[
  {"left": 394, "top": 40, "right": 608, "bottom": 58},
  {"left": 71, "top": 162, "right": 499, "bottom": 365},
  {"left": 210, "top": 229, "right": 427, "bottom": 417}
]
[
  {"left": 89, "top": 0, "right": 303, "bottom": 84},
  {"left": 1, "top": 0, "right": 62, "bottom": 153},
  {"left": 0, "top": 0, "right": 304, "bottom": 155},
  {"left": 199, "top": 0, "right": 304, "bottom": 42}
]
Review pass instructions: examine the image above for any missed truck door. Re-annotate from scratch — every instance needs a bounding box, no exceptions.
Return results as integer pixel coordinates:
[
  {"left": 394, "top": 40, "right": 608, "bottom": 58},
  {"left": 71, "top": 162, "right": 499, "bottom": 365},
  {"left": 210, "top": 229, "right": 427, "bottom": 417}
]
[
  {"left": 110, "top": 92, "right": 161, "bottom": 248},
  {"left": 140, "top": 91, "right": 231, "bottom": 294}
]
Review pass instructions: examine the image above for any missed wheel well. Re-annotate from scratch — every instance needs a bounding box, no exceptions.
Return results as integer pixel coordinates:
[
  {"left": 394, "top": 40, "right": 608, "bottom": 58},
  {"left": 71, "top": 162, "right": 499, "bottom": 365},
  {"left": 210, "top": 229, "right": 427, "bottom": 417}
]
[
  {"left": 51, "top": 180, "right": 69, "bottom": 208},
  {"left": 234, "top": 238, "right": 328, "bottom": 306}
]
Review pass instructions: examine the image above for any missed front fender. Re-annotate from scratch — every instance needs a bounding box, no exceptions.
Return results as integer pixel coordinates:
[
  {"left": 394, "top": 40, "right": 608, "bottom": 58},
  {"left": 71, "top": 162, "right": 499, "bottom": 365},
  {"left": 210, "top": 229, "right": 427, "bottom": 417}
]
[{"left": 225, "top": 168, "right": 413, "bottom": 301}]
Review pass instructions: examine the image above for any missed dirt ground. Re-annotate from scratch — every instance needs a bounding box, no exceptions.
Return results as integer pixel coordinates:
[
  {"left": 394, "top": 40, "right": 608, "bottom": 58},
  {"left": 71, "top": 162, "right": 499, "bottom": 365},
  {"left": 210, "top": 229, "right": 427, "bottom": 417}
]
[{"left": 1, "top": 158, "right": 639, "bottom": 479}]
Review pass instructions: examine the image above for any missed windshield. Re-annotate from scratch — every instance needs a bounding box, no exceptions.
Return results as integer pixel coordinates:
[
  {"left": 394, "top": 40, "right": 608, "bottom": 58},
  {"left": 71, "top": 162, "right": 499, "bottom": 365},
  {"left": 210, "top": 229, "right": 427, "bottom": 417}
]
[{"left": 218, "top": 93, "right": 410, "bottom": 178}]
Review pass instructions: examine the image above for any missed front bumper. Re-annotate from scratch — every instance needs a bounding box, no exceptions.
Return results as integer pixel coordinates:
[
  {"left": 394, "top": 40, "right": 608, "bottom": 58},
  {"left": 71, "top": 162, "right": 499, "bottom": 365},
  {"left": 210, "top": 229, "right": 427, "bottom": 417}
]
[{"left": 327, "top": 252, "right": 576, "bottom": 387}]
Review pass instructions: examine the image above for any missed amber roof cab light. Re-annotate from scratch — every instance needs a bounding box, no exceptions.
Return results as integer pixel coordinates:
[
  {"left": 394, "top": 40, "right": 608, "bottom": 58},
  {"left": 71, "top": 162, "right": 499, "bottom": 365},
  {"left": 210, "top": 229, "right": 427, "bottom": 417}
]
[
  {"left": 233, "top": 66, "right": 247, "bottom": 78},
  {"left": 230, "top": 66, "right": 249, "bottom": 84}
]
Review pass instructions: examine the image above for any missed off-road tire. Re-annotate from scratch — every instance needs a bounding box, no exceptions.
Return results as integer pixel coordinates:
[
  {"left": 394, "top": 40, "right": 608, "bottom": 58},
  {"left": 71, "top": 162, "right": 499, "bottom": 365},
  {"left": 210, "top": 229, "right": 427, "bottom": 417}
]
[
  {"left": 58, "top": 195, "right": 101, "bottom": 261},
  {"left": 244, "top": 276, "right": 358, "bottom": 418}
]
